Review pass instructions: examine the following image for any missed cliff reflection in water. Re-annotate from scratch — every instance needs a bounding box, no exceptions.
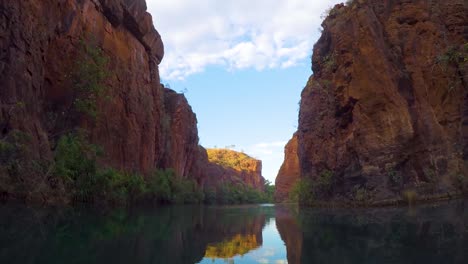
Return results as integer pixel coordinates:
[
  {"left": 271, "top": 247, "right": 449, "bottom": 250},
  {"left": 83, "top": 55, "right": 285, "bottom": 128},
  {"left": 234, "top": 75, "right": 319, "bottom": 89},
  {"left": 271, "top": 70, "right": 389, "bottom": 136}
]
[
  {"left": 276, "top": 201, "right": 468, "bottom": 264},
  {"left": 0, "top": 202, "right": 467, "bottom": 264},
  {"left": 0, "top": 205, "right": 274, "bottom": 264}
]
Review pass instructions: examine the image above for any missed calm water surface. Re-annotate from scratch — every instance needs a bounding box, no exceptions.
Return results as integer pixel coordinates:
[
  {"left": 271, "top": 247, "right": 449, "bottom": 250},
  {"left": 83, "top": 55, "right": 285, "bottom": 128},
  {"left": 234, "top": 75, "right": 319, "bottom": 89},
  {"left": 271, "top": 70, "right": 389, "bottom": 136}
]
[{"left": 0, "top": 201, "right": 467, "bottom": 264}]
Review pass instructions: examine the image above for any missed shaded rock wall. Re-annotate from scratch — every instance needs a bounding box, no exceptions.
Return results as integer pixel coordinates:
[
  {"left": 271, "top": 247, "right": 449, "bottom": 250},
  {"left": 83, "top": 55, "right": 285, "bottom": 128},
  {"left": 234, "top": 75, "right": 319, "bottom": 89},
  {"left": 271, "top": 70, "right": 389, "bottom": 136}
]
[
  {"left": 0, "top": 0, "right": 205, "bottom": 200},
  {"left": 275, "top": 134, "right": 300, "bottom": 202},
  {"left": 279, "top": 0, "right": 467, "bottom": 203},
  {"left": 0, "top": 0, "right": 267, "bottom": 202}
]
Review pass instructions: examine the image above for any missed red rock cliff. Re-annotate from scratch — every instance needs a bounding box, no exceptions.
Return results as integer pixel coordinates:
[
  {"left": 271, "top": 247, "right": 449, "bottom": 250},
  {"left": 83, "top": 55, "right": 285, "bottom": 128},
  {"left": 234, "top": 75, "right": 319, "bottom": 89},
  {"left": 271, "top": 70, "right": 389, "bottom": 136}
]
[
  {"left": 280, "top": 0, "right": 467, "bottom": 203},
  {"left": 0, "top": 0, "right": 204, "bottom": 198},
  {"left": 203, "top": 149, "right": 266, "bottom": 190},
  {"left": 275, "top": 134, "right": 300, "bottom": 202}
]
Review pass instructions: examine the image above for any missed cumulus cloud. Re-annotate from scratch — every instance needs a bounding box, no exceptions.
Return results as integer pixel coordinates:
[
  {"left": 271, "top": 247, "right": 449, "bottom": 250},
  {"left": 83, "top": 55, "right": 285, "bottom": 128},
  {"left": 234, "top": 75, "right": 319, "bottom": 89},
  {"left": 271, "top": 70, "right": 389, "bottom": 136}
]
[{"left": 147, "top": 0, "right": 342, "bottom": 80}]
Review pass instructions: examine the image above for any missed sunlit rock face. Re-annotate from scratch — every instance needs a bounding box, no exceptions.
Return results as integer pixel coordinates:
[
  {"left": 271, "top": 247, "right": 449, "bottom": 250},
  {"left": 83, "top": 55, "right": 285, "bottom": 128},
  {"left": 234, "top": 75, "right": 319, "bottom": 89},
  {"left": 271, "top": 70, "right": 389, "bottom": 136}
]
[
  {"left": 201, "top": 148, "right": 266, "bottom": 190},
  {"left": 279, "top": 0, "right": 467, "bottom": 203}
]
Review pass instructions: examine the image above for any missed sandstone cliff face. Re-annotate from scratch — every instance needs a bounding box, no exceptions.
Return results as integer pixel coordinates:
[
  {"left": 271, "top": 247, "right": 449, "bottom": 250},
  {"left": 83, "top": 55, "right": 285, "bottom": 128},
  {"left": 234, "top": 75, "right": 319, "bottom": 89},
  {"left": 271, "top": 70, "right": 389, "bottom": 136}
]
[
  {"left": 281, "top": 0, "right": 467, "bottom": 203},
  {"left": 275, "top": 134, "right": 300, "bottom": 202},
  {"left": 204, "top": 149, "right": 266, "bottom": 190},
  {"left": 0, "top": 0, "right": 204, "bottom": 200}
]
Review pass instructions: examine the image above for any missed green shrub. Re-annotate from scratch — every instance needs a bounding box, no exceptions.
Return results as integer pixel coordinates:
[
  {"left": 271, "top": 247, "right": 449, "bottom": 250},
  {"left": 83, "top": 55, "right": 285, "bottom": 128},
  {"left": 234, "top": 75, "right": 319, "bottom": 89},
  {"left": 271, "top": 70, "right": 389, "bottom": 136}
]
[
  {"left": 54, "top": 133, "right": 102, "bottom": 183},
  {"left": 146, "top": 169, "right": 174, "bottom": 203},
  {"left": 203, "top": 187, "right": 217, "bottom": 204},
  {"left": 388, "top": 169, "right": 402, "bottom": 187},
  {"left": 289, "top": 178, "right": 315, "bottom": 205},
  {"left": 204, "top": 183, "right": 269, "bottom": 205},
  {"left": 317, "top": 170, "right": 334, "bottom": 191},
  {"left": 423, "top": 168, "right": 437, "bottom": 184},
  {"left": 0, "top": 130, "right": 51, "bottom": 197},
  {"left": 354, "top": 187, "right": 368, "bottom": 203},
  {"left": 322, "top": 53, "right": 337, "bottom": 72},
  {"left": 145, "top": 169, "right": 204, "bottom": 204},
  {"left": 71, "top": 38, "right": 110, "bottom": 119},
  {"left": 171, "top": 176, "right": 204, "bottom": 204}
]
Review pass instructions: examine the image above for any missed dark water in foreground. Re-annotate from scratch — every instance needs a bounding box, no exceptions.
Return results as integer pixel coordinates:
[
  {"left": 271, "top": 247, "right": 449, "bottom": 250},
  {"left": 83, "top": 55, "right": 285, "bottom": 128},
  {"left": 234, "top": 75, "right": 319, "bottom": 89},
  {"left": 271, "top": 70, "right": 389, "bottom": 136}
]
[{"left": 0, "top": 201, "right": 467, "bottom": 264}]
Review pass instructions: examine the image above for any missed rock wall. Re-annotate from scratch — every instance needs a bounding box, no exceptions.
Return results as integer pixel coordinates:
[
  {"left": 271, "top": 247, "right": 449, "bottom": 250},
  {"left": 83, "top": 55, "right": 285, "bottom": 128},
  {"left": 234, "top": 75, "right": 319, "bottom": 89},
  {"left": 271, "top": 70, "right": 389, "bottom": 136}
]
[
  {"left": 275, "top": 134, "right": 300, "bottom": 202},
  {"left": 0, "top": 0, "right": 206, "bottom": 200},
  {"left": 204, "top": 149, "right": 266, "bottom": 190},
  {"left": 0, "top": 0, "right": 268, "bottom": 202},
  {"left": 279, "top": 0, "right": 467, "bottom": 203}
]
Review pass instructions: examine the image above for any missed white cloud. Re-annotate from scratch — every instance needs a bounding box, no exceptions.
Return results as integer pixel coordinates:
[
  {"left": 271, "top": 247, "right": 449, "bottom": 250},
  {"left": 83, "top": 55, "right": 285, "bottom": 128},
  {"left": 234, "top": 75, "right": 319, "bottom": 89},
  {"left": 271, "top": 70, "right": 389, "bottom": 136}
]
[{"left": 147, "top": 0, "right": 343, "bottom": 80}]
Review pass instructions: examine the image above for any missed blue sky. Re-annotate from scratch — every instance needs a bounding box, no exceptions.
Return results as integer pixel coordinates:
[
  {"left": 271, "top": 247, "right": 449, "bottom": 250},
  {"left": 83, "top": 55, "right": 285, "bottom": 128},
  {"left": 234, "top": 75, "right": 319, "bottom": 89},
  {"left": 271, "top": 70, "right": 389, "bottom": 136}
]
[{"left": 147, "top": 0, "right": 342, "bottom": 183}]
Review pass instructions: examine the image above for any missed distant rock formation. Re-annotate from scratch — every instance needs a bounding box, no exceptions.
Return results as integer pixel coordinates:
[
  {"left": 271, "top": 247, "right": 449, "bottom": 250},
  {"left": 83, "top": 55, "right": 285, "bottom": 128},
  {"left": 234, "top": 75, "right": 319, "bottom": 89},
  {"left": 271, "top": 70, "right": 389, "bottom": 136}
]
[
  {"left": 278, "top": 0, "right": 467, "bottom": 204},
  {"left": 202, "top": 148, "right": 266, "bottom": 191}
]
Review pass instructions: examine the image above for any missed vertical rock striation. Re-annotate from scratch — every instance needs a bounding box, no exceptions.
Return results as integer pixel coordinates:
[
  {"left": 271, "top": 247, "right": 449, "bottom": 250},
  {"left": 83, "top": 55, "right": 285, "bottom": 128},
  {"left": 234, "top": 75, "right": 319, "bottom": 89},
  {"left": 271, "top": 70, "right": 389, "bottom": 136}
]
[
  {"left": 279, "top": 0, "right": 467, "bottom": 204},
  {"left": 275, "top": 133, "right": 300, "bottom": 202}
]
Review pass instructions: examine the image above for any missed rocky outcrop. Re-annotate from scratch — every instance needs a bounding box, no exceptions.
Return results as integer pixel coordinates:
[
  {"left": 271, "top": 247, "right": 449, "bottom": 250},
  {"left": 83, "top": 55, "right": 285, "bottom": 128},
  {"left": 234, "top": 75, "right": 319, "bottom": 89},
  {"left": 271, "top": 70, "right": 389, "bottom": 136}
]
[
  {"left": 275, "top": 134, "right": 300, "bottom": 202},
  {"left": 1, "top": 0, "right": 162, "bottom": 170},
  {"left": 0, "top": 0, "right": 205, "bottom": 201},
  {"left": 203, "top": 149, "right": 266, "bottom": 190},
  {"left": 160, "top": 89, "right": 200, "bottom": 179},
  {"left": 280, "top": 0, "right": 467, "bottom": 204}
]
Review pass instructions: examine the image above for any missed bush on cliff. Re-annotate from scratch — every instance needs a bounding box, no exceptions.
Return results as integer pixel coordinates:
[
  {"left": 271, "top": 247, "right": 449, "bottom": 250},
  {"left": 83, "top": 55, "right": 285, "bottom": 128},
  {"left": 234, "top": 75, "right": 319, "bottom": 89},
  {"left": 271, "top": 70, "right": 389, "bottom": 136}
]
[
  {"left": 147, "top": 169, "right": 204, "bottom": 204},
  {"left": 204, "top": 183, "right": 272, "bottom": 205},
  {"left": 289, "top": 178, "right": 315, "bottom": 205},
  {"left": 0, "top": 130, "right": 54, "bottom": 200},
  {"left": 71, "top": 38, "right": 110, "bottom": 119},
  {"left": 2, "top": 129, "right": 270, "bottom": 206}
]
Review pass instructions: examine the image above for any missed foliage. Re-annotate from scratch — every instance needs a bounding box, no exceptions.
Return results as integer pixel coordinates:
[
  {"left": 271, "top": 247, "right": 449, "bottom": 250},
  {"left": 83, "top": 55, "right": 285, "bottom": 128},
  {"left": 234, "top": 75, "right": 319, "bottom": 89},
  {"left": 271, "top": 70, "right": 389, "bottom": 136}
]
[
  {"left": 289, "top": 178, "right": 315, "bottom": 205},
  {"left": 354, "top": 186, "right": 368, "bottom": 203},
  {"left": 263, "top": 180, "right": 275, "bottom": 203},
  {"left": 434, "top": 44, "right": 468, "bottom": 91},
  {"left": 423, "top": 167, "right": 437, "bottom": 184},
  {"left": 387, "top": 169, "right": 402, "bottom": 187},
  {"left": 54, "top": 132, "right": 105, "bottom": 203},
  {"left": 2, "top": 131, "right": 271, "bottom": 206},
  {"left": 435, "top": 44, "right": 467, "bottom": 68},
  {"left": 71, "top": 38, "right": 110, "bottom": 119},
  {"left": 289, "top": 170, "right": 335, "bottom": 206},
  {"left": 204, "top": 183, "right": 271, "bottom": 205},
  {"left": 322, "top": 53, "right": 337, "bottom": 72},
  {"left": 145, "top": 169, "right": 204, "bottom": 204},
  {"left": 316, "top": 170, "right": 334, "bottom": 191},
  {"left": 0, "top": 130, "right": 51, "bottom": 197},
  {"left": 206, "top": 148, "right": 256, "bottom": 172}
]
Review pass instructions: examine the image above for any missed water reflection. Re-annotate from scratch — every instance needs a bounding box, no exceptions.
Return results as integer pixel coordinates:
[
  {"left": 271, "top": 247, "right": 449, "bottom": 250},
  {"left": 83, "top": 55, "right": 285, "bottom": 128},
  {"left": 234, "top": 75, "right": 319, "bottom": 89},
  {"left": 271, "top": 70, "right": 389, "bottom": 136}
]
[
  {"left": 0, "top": 201, "right": 466, "bottom": 264},
  {"left": 276, "top": 202, "right": 468, "bottom": 264}
]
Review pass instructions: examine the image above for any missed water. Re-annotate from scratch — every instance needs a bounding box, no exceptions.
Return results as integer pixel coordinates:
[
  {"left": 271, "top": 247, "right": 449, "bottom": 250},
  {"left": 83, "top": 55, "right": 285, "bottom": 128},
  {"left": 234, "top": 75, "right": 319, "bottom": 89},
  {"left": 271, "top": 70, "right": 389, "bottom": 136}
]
[{"left": 0, "top": 201, "right": 467, "bottom": 264}]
